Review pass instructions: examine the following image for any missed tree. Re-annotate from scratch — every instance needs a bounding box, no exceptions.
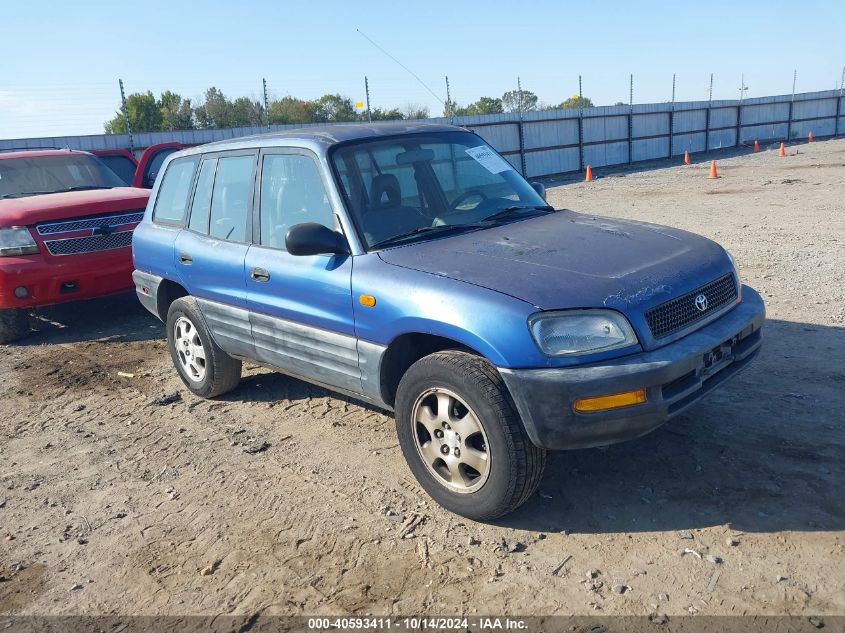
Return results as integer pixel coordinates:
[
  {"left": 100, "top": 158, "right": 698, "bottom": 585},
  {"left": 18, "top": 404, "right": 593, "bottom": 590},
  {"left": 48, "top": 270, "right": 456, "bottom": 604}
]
[
  {"left": 463, "top": 96, "right": 503, "bottom": 115},
  {"left": 370, "top": 107, "right": 404, "bottom": 121},
  {"left": 231, "top": 96, "right": 265, "bottom": 127},
  {"left": 159, "top": 91, "right": 194, "bottom": 130},
  {"left": 502, "top": 89, "right": 538, "bottom": 113},
  {"left": 442, "top": 99, "right": 460, "bottom": 118},
  {"left": 401, "top": 103, "right": 430, "bottom": 120},
  {"left": 268, "top": 96, "right": 315, "bottom": 125},
  {"left": 311, "top": 94, "right": 357, "bottom": 122},
  {"left": 104, "top": 91, "right": 163, "bottom": 133},
  {"left": 198, "top": 87, "right": 233, "bottom": 129},
  {"left": 555, "top": 95, "right": 595, "bottom": 109}
]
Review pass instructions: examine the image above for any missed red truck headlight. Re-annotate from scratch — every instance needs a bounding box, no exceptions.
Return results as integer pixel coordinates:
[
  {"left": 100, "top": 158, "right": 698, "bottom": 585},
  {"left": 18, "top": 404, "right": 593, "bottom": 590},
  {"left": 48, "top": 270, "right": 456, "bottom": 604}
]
[{"left": 0, "top": 227, "right": 39, "bottom": 257}]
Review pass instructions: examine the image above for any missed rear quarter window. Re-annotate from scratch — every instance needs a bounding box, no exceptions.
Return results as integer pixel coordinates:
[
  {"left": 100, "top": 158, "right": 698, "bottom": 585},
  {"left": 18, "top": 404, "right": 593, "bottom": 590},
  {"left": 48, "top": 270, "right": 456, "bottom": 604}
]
[{"left": 153, "top": 157, "right": 198, "bottom": 225}]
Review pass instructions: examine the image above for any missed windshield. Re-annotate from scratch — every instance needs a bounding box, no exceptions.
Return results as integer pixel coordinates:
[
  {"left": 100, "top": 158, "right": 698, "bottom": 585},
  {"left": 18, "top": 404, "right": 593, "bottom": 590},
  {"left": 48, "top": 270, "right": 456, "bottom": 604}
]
[
  {"left": 330, "top": 131, "right": 549, "bottom": 249},
  {"left": 0, "top": 153, "right": 126, "bottom": 199}
]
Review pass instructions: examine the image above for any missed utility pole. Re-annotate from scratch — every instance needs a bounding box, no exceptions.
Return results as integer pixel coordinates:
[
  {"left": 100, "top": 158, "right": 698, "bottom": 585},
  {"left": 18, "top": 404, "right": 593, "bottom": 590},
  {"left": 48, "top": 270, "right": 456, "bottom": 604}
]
[
  {"left": 445, "top": 76, "right": 453, "bottom": 124},
  {"left": 787, "top": 69, "right": 797, "bottom": 141},
  {"left": 262, "top": 78, "right": 270, "bottom": 130},
  {"left": 671, "top": 73, "right": 676, "bottom": 104},
  {"left": 118, "top": 78, "right": 133, "bottom": 153},
  {"left": 516, "top": 76, "right": 526, "bottom": 175},
  {"left": 364, "top": 76, "right": 372, "bottom": 122},
  {"left": 627, "top": 74, "right": 634, "bottom": 164},
  {"left": 705, "top": 73, "right": 713, "bottom": 152},
  {"left": 578, "top": 75, "right": 582, "bottom": 100},
  {"left": 739, "top": 73, "right": 749, "bottom": 103}
]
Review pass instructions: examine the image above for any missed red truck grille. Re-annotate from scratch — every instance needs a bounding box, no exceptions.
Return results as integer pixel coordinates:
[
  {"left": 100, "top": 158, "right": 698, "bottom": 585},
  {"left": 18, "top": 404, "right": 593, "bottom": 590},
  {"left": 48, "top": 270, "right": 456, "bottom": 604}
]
[
  {"left": 43, "top": 230, "right": 134, "bottom": 256},
  {"left": 35, "top": 211, "right": 144, "bottom": 235},
  {"left": 35, "top": 210, "right": 143, "bottom": 257}
]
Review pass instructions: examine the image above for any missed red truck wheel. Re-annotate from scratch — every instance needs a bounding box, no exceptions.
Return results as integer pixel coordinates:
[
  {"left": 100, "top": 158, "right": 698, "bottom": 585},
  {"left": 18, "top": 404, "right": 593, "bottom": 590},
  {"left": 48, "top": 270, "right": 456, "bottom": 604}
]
[{"left": 0, "top": 308, "right": 30, "bottom": 344}]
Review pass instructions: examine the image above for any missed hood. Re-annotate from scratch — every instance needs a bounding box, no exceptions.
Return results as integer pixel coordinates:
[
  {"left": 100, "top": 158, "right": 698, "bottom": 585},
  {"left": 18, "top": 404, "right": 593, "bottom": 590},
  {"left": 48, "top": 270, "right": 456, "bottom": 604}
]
[
  {"left": 378, "top": 210, "right": 732, "bottom": 314},
  {"left": 0, "top": 187, "right": 150, "bottom": 227}
]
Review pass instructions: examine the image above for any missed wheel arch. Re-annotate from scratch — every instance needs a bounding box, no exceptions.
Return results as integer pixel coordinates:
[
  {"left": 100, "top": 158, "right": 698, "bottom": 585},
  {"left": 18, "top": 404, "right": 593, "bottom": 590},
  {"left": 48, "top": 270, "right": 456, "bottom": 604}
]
[
  {"left": 156, "top": 278, "right": 189, "bottom": 322},
  {"left": 378, "top": 332, "right": 490, "bottom": 408}
]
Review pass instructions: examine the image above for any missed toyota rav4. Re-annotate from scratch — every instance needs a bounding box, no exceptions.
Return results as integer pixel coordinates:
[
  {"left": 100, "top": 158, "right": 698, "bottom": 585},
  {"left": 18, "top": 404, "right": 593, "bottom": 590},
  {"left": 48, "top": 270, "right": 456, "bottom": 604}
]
[{"left": 131, "top": 123, "right": 765, "bottom": 520}]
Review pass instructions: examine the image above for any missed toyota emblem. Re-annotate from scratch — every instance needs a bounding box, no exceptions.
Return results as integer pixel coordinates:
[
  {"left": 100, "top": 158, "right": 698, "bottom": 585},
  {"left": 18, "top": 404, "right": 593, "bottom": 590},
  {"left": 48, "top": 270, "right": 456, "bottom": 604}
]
[{"left": 694, "top": 293, "right": 709, "bottom": 312}]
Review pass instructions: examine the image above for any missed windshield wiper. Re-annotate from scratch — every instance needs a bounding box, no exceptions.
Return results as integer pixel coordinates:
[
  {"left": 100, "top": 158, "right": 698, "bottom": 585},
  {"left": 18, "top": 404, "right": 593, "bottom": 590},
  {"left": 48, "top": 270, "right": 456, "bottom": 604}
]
[
  {"left": 0, "top": 190, "right": 55, "bottom": 199},
  {"left": 370, "top": 223, "right": 485, "bottom": 250},
  {"left": 481, "top": 204, "right": 554, "bottom": 223},
  {"left": 0, "top": 185, "right": 113, "bottom": 199}
]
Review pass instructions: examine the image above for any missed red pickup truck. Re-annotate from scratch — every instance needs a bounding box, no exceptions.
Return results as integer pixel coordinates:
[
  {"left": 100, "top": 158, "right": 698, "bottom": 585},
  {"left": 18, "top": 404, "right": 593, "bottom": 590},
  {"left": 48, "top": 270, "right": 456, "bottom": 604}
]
[{"left": 0, "top": 148, "right": 162, "bottom": 343}]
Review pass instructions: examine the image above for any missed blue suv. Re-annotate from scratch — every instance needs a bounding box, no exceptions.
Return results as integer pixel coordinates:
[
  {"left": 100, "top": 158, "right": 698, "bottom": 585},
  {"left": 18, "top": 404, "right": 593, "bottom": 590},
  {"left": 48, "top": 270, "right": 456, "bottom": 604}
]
[{"left": 132, "top": 122, "right": 764, "bottom": 520}]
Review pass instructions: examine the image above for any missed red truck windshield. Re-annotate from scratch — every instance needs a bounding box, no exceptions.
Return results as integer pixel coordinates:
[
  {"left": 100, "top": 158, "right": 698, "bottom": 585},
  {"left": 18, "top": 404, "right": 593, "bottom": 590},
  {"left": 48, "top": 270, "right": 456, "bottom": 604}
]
[{"left": 0, "top": 154, "right": 126, "bottom": 199}]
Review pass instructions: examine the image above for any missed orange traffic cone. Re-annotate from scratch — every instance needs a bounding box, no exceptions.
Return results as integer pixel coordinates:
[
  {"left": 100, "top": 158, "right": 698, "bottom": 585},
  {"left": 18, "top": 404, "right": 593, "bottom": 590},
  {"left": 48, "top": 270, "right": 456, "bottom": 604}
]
[
  {"left": 708, "top": 160, "right": 719, "bottom": 179},
  {"left": 753, "top": 139, "right": 759, "bottom": 153},
  {"left": 808, "top": 132, "right": 814, "bottom": 143},
  {"left": 778, "top": 142, "right": 786, "bottom": 157},
  {"left": 683, "top": 150, "right": 691, "bottom": 165},
  {"left": 585, "top": 165, "right": 593, "bottom": 182}
]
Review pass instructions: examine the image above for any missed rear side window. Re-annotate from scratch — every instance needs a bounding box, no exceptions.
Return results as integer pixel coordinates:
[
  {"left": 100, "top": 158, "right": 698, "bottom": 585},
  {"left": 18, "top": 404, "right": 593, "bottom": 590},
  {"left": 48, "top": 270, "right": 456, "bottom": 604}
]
[
  {"left": 153, "top": 158, "right": 197, "bottom": 224},
  {"left": 98, "top": 155, "right": 136, "bottom": 185},
  {"left": 188, "top": 158, "right": 216, "bottom": 234},
  {"left": 208, "top": 155, "right": 254, "bottom": 242}
]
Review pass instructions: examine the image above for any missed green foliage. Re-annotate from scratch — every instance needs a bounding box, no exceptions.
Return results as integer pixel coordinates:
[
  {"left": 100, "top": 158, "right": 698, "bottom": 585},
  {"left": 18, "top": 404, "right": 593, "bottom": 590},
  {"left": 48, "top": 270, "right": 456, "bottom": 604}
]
[
  {"left": 104, "top": 90, "right": 162, "bottom": 133},
  {"left": 104, "top": 85, "right": 597, "bottom": 133},
  {"left": 555, "top": 95, "right": 595, "bottom": 109},
  {"left": 370, "top": 107, "right": 404, "bottom": 121},
  {"left": 502, "top": 89, "right": 538, "bottom": 113}
]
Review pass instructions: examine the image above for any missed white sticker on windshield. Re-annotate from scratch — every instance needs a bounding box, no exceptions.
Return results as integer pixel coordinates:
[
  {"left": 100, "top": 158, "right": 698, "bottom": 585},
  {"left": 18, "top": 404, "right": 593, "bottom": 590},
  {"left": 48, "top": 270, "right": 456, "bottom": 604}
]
[{"left": 464, "top": 145, "right": 513, "bottom": 174}]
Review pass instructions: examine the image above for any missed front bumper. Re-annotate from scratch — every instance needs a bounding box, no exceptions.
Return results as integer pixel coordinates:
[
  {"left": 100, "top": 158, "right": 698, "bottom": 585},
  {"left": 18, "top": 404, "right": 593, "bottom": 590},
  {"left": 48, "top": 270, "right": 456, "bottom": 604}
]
[
  {"left": 0, "top": 250, "right": 134, "bottom": 309},
  {"left": 500, "top": 285, "right": 765, "bottom": 450}
]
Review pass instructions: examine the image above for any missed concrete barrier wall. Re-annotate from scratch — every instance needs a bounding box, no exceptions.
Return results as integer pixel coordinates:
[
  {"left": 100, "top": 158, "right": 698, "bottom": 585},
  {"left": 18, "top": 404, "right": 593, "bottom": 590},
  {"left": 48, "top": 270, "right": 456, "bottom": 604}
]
[{"left": 1, "top": 89, "right": 842, "bottom": 180}]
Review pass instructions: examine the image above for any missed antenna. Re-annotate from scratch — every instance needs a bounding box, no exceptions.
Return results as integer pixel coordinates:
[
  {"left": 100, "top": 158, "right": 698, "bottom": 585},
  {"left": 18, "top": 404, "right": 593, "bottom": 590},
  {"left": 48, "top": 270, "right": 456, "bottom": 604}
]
[{"left": 356, "top": 29, "right": 445, "bottom": 106}]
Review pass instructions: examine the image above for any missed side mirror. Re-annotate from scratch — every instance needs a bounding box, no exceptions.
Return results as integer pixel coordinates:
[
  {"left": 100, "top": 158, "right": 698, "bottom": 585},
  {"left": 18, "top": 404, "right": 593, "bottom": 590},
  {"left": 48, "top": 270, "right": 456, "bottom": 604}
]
[
  {"left": 286, "top": 222, "right": 347, "bottom": 256},
  {"left": 530, "top": 181, "right": 546, "bottom": 201},
  {"left": 144, "top": 171, "right": 158, "bottom": 188}
]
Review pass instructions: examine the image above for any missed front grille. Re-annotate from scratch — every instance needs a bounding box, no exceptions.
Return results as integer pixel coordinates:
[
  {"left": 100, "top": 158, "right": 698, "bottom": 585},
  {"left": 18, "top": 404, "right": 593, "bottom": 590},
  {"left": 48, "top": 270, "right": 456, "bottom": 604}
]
[
  {"left": 44, "top": 230, "right": 133, "bottom": 256},
  {"left": 646, "top": 273, "right": 737, "bottom": 338},
  {"left": 36, "top": 211, "right": 144, "bottom": 235}
]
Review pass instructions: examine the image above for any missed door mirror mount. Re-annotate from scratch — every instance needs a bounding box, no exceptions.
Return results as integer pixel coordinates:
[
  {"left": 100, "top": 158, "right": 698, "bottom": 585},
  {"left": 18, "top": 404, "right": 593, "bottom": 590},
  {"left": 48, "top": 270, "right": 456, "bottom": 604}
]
[
  {"left": 530, "top": 181, "right": 546, "bottom": 201},
  {"left": 285, "top": 223, "right": 347, "bottom": 256}
]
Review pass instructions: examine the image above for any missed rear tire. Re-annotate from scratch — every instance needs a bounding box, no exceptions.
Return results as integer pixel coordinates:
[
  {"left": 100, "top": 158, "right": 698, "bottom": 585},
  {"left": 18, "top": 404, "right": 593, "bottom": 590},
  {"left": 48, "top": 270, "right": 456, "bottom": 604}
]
[
  {"left": 0, "top": 308, "right": 30, "bottom": 344},
  {"left": 395, "top": 350, "right": 546, "bottom": 520},
  {"left": 166, "top": 297, "right": 241, "bottom": 398}
]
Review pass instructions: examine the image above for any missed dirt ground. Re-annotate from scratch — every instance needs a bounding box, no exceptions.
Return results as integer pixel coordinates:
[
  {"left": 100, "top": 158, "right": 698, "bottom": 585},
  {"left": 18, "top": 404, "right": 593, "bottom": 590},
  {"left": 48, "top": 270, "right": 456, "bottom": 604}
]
[{"left": 1, "top": 138, "right": 843, "bottom": 619}]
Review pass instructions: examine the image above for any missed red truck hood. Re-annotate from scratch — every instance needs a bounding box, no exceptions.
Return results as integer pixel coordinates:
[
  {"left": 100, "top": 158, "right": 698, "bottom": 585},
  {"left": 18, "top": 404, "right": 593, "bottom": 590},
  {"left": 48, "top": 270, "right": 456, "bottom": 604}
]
[{"left": 0, "top": 187, "right": 150, "bottom": 227}]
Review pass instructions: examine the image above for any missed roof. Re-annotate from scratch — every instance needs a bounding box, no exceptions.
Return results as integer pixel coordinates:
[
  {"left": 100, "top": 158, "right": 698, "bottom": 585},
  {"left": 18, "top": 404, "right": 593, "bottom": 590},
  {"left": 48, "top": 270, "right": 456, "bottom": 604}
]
[
  {"left": 0, "top": 149, "right": 90, "bottom": 160},
  {"left": 177, "top": 121, "right": 466, "bottom": 157}
]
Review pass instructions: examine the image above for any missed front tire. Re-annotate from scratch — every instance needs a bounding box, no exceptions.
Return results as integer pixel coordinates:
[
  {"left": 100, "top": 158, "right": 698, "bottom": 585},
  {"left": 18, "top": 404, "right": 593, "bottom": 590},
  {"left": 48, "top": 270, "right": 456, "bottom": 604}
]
[
  {"left": 166, "top": 297, "right": 241, "bottom": 398},
  {"left": 0, "top": 308, "right": 30, "bottom": 344},
  {"left": 395, "top": 350, "right": 546, "bottom": 520}
]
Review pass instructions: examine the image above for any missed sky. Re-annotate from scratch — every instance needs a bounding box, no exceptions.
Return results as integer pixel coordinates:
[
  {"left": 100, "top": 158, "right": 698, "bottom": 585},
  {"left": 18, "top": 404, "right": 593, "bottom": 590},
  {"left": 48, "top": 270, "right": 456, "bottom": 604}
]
[{"left": 1, "top": 0, "right": 843, "bottom": 139}]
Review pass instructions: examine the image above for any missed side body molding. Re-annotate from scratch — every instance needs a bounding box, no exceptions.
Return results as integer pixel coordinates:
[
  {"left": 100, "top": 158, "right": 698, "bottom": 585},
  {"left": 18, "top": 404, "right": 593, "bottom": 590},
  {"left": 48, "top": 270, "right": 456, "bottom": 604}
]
[{"left": 195, "top": 297, "right": 390, "bottom": 409}]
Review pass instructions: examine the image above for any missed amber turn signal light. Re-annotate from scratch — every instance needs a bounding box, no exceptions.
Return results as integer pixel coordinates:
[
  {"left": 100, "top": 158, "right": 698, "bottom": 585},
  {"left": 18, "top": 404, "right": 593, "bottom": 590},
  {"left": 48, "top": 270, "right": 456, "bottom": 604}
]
[
  {"left": 573, "top": 389, "right": 647, "bottom": 413},
  {"left": 359, "top": 294, "right": 377, "bottom": 307}
]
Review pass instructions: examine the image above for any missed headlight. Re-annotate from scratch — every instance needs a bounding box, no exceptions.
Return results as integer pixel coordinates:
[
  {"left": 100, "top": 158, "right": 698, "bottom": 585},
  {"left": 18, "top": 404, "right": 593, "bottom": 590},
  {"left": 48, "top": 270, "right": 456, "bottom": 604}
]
[
  {"left": 528, "top": 310, "right": 638, "bottom": 356},
  {"left": 0, "top": 227, "right": 39, "bottom": 257}
]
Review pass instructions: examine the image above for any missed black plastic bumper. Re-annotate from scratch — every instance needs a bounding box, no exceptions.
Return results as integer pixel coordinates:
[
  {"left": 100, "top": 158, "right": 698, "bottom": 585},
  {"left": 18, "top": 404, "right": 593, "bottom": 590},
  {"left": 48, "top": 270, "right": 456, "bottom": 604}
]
[
  {"left": 132, "top": 270, "right": 163, "bottom": 320},
  {"left": 500, "top": 286, "right": 765, "bottom": 450}
]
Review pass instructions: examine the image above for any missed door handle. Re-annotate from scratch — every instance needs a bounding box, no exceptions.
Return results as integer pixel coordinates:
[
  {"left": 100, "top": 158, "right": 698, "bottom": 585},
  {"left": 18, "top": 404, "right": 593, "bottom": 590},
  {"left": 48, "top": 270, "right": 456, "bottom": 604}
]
[
  {"left": 250, "top": 267, "right": 270, "bottom": 282},
  {"left": 178, "top": 252, "right": 193, "bottom": 265}
]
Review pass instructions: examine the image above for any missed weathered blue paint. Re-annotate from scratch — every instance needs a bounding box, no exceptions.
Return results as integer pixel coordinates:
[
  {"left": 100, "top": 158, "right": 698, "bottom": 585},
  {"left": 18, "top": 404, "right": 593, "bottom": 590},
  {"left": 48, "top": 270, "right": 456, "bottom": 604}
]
[{"left": 132, "top": 121, "right": 765, "bottom": 449}]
